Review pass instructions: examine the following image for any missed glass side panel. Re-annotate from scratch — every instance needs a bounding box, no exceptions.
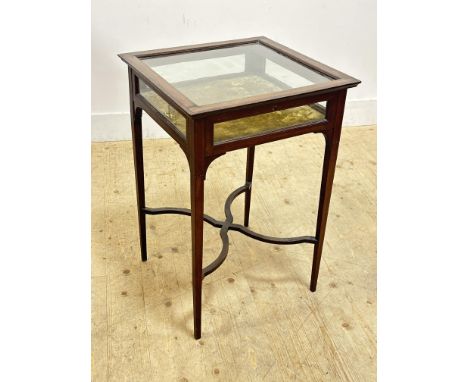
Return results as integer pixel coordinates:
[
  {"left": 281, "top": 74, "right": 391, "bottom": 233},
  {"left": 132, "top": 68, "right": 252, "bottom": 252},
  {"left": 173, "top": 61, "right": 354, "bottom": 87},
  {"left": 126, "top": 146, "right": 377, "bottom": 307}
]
[
  {"left": 214, "top": 104, "right": 325, "bottom": 143},
  {"left": 142, "top": 43, "right": 331, "bottom": 107},
  {"left": 139, "top": 78, "right": 325, "bottom": 144},
  {"left": 139, "top": 80, "right": 186, "bottom": 137}
]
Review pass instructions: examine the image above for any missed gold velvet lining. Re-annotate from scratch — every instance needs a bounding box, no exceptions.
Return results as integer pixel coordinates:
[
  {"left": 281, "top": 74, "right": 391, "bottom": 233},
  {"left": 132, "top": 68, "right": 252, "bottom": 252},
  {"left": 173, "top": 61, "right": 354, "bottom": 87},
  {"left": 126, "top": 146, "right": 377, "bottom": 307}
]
[
  {"left": 140, "top": 74, "right": 325, "bottom": 143},
  {"left": 175, "top": 74, "right": 282, "bottom": 105},
  {"left": 140, "top": 90, "right": 187, "bottom": 133},
  {"left": 213, "top": 105, "right": 324, "bottom": 142}
]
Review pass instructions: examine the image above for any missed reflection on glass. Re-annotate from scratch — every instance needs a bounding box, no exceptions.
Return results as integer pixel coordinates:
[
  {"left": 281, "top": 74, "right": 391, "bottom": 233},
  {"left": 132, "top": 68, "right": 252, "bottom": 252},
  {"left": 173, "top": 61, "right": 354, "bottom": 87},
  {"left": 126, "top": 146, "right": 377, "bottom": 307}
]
[
  {"left": 142, "top": 43, "right": 331, "bottom": 107},
  {"left": 139, "top": 80, "right": 186, "bottom": 136},
  {"left": 140, "top": 77, "right": 325, "bottom": 143},
  {"left": 213, "top": 105, "right": 324, "bottom": 143}
]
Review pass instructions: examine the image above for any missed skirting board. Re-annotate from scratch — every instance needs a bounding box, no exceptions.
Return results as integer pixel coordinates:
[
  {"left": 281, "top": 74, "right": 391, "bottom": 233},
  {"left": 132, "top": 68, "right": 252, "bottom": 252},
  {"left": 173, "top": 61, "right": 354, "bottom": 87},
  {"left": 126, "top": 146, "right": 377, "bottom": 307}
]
[{"left": 91, "top": 99, "right": 376, "bottom": 142}]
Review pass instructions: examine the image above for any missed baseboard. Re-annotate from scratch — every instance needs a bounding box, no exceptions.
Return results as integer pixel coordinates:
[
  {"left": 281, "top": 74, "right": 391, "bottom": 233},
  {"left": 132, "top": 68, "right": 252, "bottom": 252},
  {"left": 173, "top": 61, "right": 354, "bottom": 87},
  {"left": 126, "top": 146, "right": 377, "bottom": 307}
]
[
  {"left": 91, "top": 113, "right": 168, "bottom": 142},
  {"left": 91, "top": 99, "right": 376, "bottom": 142},
  {"left": 342, "top": 98, "right": 376, "bottom": 127}
]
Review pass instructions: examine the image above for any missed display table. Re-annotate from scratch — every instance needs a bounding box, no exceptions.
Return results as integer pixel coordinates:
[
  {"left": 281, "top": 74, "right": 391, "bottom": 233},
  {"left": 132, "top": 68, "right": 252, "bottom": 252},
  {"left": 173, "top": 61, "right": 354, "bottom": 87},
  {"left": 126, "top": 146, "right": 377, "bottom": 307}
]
[{"left": 119, "top": 36, "right": 360, "bottom": 339}]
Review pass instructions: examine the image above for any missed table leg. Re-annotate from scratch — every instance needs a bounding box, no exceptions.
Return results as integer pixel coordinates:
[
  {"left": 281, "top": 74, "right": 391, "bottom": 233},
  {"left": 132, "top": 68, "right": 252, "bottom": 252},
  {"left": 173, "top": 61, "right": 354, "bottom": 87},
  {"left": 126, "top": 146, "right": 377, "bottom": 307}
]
[
  {"left": 244, "top": 146, "right": 255, "bottom": 227},
  {"left": 187, "top": 119, "right": 207, "bottom": 339},
  {"left": 130, "top": 105, "right": 147, "bottom": 263},
  {"left": 310, "top": 135, "right": 336, "bottom": 291},
  {"left": 310, "top": 91, "right": 346, "bottom": 292},
  {"left": 190, "top": 171, "right": 204, "bottom": 339}
]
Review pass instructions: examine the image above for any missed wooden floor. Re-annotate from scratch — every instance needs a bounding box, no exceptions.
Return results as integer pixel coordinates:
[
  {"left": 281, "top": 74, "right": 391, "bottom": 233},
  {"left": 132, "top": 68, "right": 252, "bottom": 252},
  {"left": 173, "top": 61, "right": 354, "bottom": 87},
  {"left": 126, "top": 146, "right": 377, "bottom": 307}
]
[{"left": 92, "top": 125, "right": 376, "bottom": 382}]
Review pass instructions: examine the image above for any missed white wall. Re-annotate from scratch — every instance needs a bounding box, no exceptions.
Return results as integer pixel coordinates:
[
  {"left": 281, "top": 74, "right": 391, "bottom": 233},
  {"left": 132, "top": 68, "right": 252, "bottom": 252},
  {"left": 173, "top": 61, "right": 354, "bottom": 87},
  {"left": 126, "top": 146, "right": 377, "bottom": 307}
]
[{"left": 92, "top": 0, "right": 376, "bottom": 141}]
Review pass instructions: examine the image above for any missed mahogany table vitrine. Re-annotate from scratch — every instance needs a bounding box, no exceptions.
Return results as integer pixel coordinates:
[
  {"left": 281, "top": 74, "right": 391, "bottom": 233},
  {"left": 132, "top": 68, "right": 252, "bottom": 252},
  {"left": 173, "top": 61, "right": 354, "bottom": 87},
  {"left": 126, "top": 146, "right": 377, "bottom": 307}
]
[{"left": 119, "top": 36, "right": 360, "bottom": 339}]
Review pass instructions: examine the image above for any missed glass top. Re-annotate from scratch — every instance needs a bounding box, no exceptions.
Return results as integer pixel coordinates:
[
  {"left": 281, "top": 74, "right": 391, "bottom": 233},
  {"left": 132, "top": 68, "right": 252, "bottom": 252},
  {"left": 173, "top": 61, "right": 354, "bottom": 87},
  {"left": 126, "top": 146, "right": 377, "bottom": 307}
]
[{"left": 142, "top": 43, "right": 332, "bottom": 107}]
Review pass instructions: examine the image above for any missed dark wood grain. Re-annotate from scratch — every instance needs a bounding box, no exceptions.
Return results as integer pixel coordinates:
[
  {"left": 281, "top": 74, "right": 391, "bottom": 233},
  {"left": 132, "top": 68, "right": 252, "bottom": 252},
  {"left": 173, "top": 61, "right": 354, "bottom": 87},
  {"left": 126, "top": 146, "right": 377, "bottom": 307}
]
[
  {"left": 187, "top": 118, "right": 207, "bottom": 340},
  {"left": 244, "top": 147, "right": 255, "bottom": 227},
  {"left": 128, "top": 69, "right": 147, "bottom": 262},
  {"left": 122, "top": 37, "right": 360, "bottom": 339},
  {"left": 119, "top": 37, "right": 360, "bottom": 119},
  {"left": 126, "top": 36, "right": 263, "bottom": 59},
  {"left": 310, "top": 90, "right": 348, "bottom": 292}
]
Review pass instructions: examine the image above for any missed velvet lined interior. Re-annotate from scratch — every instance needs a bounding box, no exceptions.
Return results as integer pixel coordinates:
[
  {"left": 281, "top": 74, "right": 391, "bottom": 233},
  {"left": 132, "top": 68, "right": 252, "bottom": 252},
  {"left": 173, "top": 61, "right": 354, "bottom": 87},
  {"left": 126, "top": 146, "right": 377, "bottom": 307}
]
[{"left": 140, "top": 74, "right": 325, "bottom": 143}]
